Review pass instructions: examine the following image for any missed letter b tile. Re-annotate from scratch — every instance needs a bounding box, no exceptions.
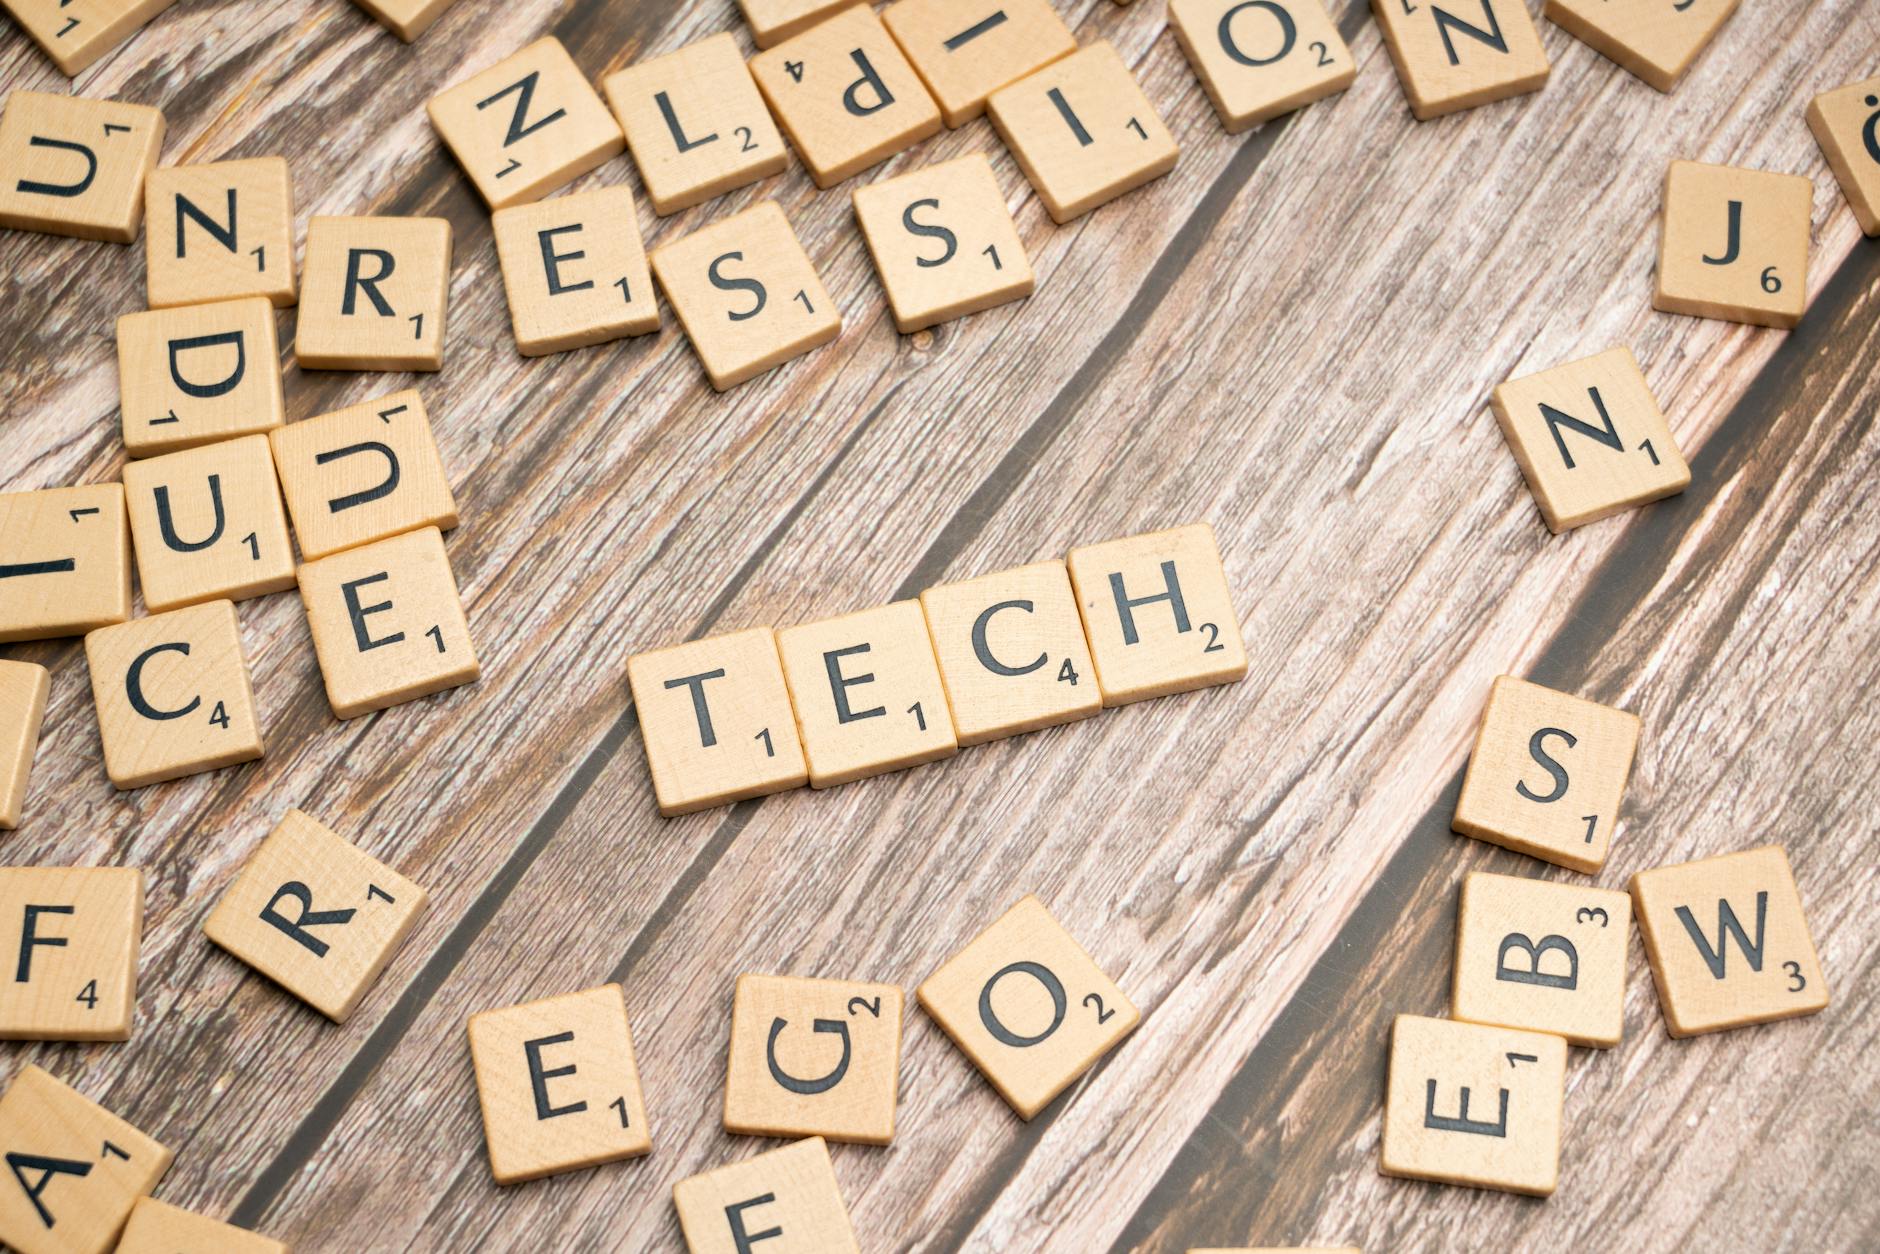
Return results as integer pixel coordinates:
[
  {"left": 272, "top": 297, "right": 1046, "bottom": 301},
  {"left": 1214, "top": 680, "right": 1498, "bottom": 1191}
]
[
  {"left": 673, "top": 1137, "right": 858, "bottom": 1254},
  {"left": 1452, "top": 870, "right": 1630, "bottom": 1047},
  {"left": 0, "top": 867, "right": 142, "bottom": 1041},
  {"left": 0, "top": 1066, "right": 170, "bottom": 1254},
  {"left": 724, "top": 974, "right": 904, "bottom": 1144}
]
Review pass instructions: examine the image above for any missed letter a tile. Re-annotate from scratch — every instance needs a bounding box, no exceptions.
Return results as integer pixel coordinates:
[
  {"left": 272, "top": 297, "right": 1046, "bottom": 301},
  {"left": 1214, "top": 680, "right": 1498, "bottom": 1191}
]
[
  {"left": 0, "top": 660, "right": 49, "bottom": 829},
  {"left": 724, "top": 974, "right": 904, "bottom": 1144},
  {"left": 143, "top": 157, "right": 297, "bottom": 308},
  {"left": 491, "top": 186, "right": 659, "bottom": 355},
  {"left": 1654, "top": 160, "right": 1810, "bottom": 328},
  {"left": 1808, "top": 76, "right": 1880, "bottom": 237},
  {"left": 673, "top": 1137, "right": 858, "bottom": 1254},
  {"left": 0, "top": 485, "right": 132, "bottom": 643},
  {"left": 1452, "top": 870, "right": 1630, "bottom": 1047},
  {"left": 0, "top": 91, "right": 164, "bottom": 242},
  {"left": 122, "top": 434, "right": 296, "bottom": 612},
  {"left": 0, "top": 867, "right": 142, "bottom": 1040},
  {"left": 1371, "top": 0, "right": 1549, "bottom": 121},
  {"left": 1169, "top": 0, "right": 1356, "bottom": 132},
  {"left": 882, "top": 0, "right": 1077, "bottom": 128},
  {"left": 117, "top": 298, "right": 286, "bottom": 458},
  {"left": 0, "top": 1066, "right": 170, "bottom": 1254},
  {"left": 1544, "top": 0, "right": 1735, "bottom": 93},
  {"left": 116, "top": 1198, "right": 286, "bottom": 1254},
  {"left": 296, "top": 216, "right": 452, "bottom": 371}
]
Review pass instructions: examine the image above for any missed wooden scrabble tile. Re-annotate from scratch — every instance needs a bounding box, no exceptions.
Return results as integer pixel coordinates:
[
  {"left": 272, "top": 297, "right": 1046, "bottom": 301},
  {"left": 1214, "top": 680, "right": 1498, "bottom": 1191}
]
[
  {"left": 1371, "top": 0, "right": 1550, "bottom": 121},
  {"left": 724, "top": 974, "right": 903, "bottom": 1144},
  {"left": 1807, "top": 76, "right": 1880, "bottom": 237},
  {"left": 1169, "top": 0, "right": 1356, "bottom": 132},
  {"left": 0, "top": 661, "right": 49, "bottom": 829},
  {"left": 739, "top": 0, "right": 867, "bottom": 50},
  {"left": 626, "top": 626, "right": 809, "bottom": 816},
  {"left": 881, "top": 0, "right": 1077, "bottom": 128},
  {"left": 116, "top": 297, "right": 285, "bottom": 458},
  {"left": 1452, "top": 870, "right": 1630, "bottom": 1047},
  {"left": 1544, "top": 0, "right": 1735, "bottom": 93},
  {"left": 775, "top": 599, "right": 957, "bottom": 788},
  {"left": 750, "top": 5, "right": 943, "bottom": 189},
  {"left": 672, "top": 1137, "right": 858, "bottom": 1254},
  {"left": 269, "top": 388, "right": 458, "bottom": 561},
  {"left": 352, "top": 0, "right": 458, "bottom": 42},
  {"left": 0, "top": 90, "right": 164, "bottom": 242},
  {"left": 295, "top": 215, "right": 452, "bottom": 371},
  {"left": 0, "top": 1066, "right": 170, "bottom": 1254},
  {"left": 649, "top": 200, "right": 840, "bottom": 391},
  {"left": 203, "top": 808, "right": 428, "bottom": 1022},
  {"left": 116, "top": 1197, "right": 287, "bottom": 1254},
  {"left": 1489, "top": 346, "right": 1690, "bottom": 533},
  {"left": 1631, "top": 845, "right": 1829, "bottom": 1038},
  {"left": 916, "top": 894, "right": 1138, "bottom": 1120},
  {"left": 987, "top": 41, "right": 1180, "bottom": 224},
  {"left": 0, "top": 867, "right": 141, "bottom": 1040},
  {"left": 296, "top": 526, "right": 478, "bottom": 719},
  {"left": 851, "top": 152, "right": 1034, "bottom": 333},
  {"left": 1, "top": 0, "right": 178, "bottom": 76},
  {"left": 1065, "top": 522, "right": 1248, "bottom": 707},
  {"left": 123, "top": 434, "right": 295, "bottom": 612},
  {"left": 601, "top": 33, "right": 789, "bottom": 216},
  {"left": 143, "top": 157, "right": 296, "bottom": 309},
  {"left": 468, "top": 983, "right": 652, "bottom": 1184},
  {"left": 1654, "top": 160, "right": 1811, "bottom": 328},
  {"left": 0, "top": 484, "right": 131, "bottom": 643},
  {"left": 492, "top": 186, "right": 658, "bottom": 355}
]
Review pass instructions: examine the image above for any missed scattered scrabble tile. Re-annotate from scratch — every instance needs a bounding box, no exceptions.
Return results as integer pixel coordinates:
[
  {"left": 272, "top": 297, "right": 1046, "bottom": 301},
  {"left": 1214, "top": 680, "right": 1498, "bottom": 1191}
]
[
  {"left": 851, "top": 152, "right": 1034, "bottom": 333},
  {"left": 1654, "top": 160, "right": 1810, "bottom": 328},
  {"left": 1451, "top": 675, "right": 1639, "bottom": 873},
  {"left": 1631, "top": 845, "right": 1829, "bottom": 1038},
  {"left": 1371, "top": 0, "right": 1550, "bottom": 121},
  {"left": 0, "top": 90, "right": 164, "bottom": 242},
  {"left": 0, "top": 484, "right": 131, "bottom": 642},
  {"left": 1452, "top": 870, "right": 1630, "bottom": 1047},
  {"left": 987, "top": 41, "right": 1180, "bottom": 224},
  {"left": 1806, "top": 76, "right": 1880, "bottom": 237},
  {"left": 84, "top": 600, "right": 264, "bottom": 788},
  {"left": 917, "top": 894, "right": 1138, "bottom": 1120},
  {"left": 352, "top": 0, "right": 458, "bottom": 42},
  {"left": 1488, "top": 346, "right": 1690, "bottom": 533},
  {"left": 0, "top": 661, "right": 48, "bottom": 829},
  {"left": 750, "top": 5, "right": 943, "bottom": 189},
  {"left": 775, "top": 599, "right": 958, "bottom": 787},
  {"left": 1544, "top": 0, "right": 1735, "bottom": 93},
  {"left": 1, "top": 0, "right": 178, "bottom": 76},
  {"left": 1065, "top": 523, "right": 1247, "bottom": 707},
  {"left": 626, "top": 626, "right": 809, "bottom": 816},
  {"left": 427, "top": 36, "right": 624, "bottom": 210},
  {"left": 123, "top": 434, "right": 296, "bottom": 612},
  {"left": 203, "top": 808, "right": 428, "bottom": 1022},
  {"left": 143, "top": 157, "right": 296, "bottom": 309},
  {"left": 672, "top": 1137, "right": 858, "bottom": 1254},
  {"left": 296, "top": 526, "right": 479, "bottom": 719},
  {"left": 601, "top": 32, "right": 789, "bottom": 217},
  {"left": 491, "top": 186, "right": 658, "bottom": 356},
  {"left": 116, "top": 297, "right": 286, "bottom": 457},
  {"left": 881, "top": 0, "right": 1077, "bottom": 128},
  {"left": 1168, "top": 0, "right": 1356, "bottom": 132},
  {"left": 739, "top": 0, "right": 867, "bottom": 50},
  {"left": 0, "top": 1066, "right": 170, "bottom": 1254},
  {"left": 116, "top": 1197, "right": 287, "bottom": 1254},
  {"left": 468, "top": 983, "right": 652, "bottom": 1184},
  {"left": 296, "top": 215, "right": 452, "bottom": 371},
  {"left": 649, "top": 199, "right": 840, "bottom": 391},
  {"left": 269, "top": 388, "right": 458, "bottom": 562},
  {"left": 0, "top": 867, "right": 141, "bottom": 1040},
  {"left": 724, "top": 974, "right": 904, "bottom": 1144}
]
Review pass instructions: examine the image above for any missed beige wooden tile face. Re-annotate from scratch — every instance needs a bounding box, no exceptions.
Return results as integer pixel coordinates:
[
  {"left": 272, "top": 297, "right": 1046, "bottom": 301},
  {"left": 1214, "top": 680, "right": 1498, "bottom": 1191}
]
[
  {"left": 672, "top": 1136, "right": 858, "bottom": 1254},
  {"left": 0, "top": 1066, "right": 170, "bottom": 1254},
  {"left": 0, "top": 867, "right": 141, "bottom": 1041},
  {"left": 0, "top": 91, "right": 163, "bottom": 242},
  {"left": 1807, "top": 77, "right": 1880, "bottom": 237},
  {"left": 724, "top": 975, "right": 904, "bottom": 1143},
  {"left": 882, "top": 0, "right": 1077, "bottom": 128},
  {"left": 1169, "top": 0, "right": 1356, "bottom": 132},
  {"left": 1489, "top": 346, "right": 1690, "bottom": 533},
  {"left": 296, "top": 526, "right": 478, "bottom": 719},
  {"left": 1655, "top": 161, "right": 1810, "bottom": 328},
  {"left": 1066, "top": 523, "right": 1248, "bottom": 707},
  {"left": 270, "top": 388, "right": 458, "bottom": 561},
  {"left": 296, "top": 215, "right": 452, "bottom": 371},
  {"left": 116, "top": 297, "right": 285, "bottom": 457},
  {"left": 917, "top": 894, "right": 1139, "bottom": 1120},
  {"left": 1543, "top": 0, "right": 1735, "bottom": 92},
  {"left": 739, "top": 0, "right": 866, "bottom": 49},
  {"left": 0, "top": 484, "right": 131, "bottom": 643},
  {"left": 1452, "top": 871, "right": 1630, "bottom": 1047},
  {"left": 123, "top": 434, "right": 295, "bottom": 612},
  {"left": 143, "top": 157, "right": 296, "bottom": 308},
  {"left": 649, "top": 200, "right": 840, "bottom": 391},
  {"left": 116, "top": 1197, "right": 287, "bottom": 1254},
  {"left": 352, "top": 0, "right": 458, "bottom": 42},
  {"left": 1631, "top": 845, "right": 1829, "bottom": 1038},
  {"left": 468, "top": 984, "right": 652, "bottom": 1184},
  {"left": 1451, "top": 675, "right": 1638, "bottom": 873},
  {"left": 0, "top": 661, "right": 49, "bottom": 829},
  {"left": 625, "top": 626, "right": 808, "bottom": 816},
  {"left": 492, "top": 186, "right": 658, "bottom": 355},
  {"left": 1, "top": 0, "right": 177, "bottom": 76},
  {"left": 775, "top": 599, "right": 957, "bottom": 788},
  {"left": 1371, "top": 0, "right": 1550, "bottom": 121}
]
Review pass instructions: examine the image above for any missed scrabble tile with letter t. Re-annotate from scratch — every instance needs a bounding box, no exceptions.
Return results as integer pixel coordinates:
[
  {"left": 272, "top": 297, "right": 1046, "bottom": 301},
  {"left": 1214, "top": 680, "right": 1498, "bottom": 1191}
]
[
  {"left": 724, "top": 974, "right": 904, "bottom": 1143},
  {"left": 1654, "top": 160, "right": 1811, "bottom": 328},
  {"left": 673, "top": 1137, "right": 859, "bottom": 1254},
  {"left": 116, "top": 1198, "right": 286, "bottom": 1254},
  {"left": 1371, "top": 0, "right": 1550, "bottom": 121},
  {"left": 491, "top": 186, "right": 658, "bottom": 355},
  {"left": 1544, "top": 0, "right": 1736, "bottom": 93},
  {"left": 1452, "top": 870, "right": 1630, "bottom": 1047},
  {"left": 0, "top": 91, "right": 164, "bottom": 241},
  {"left": 1806, "top": 76, "right": 1880, "bottom": 237},
  {"left": 0, "top": 484, "right": 132, "bottom": 643},
  {"left": 881, "top": 0, "right": 1077, "bottom": 128},
  {"left": 143, "top": 157, "right": 297, "bottom": 308},
  {"left": 0, "top": 660, "right": 50, "bottom": 829},
  {"left": 296, "top": 216, "right": 452, "bottom": 371},
  {"left": 0, "top": 1067, "right": 170, "bottom": 1254},
  {"left": 1169, "top": 0, "right": 1356, "bottom": 132},
  {"left": 116, "top": 298, "right": 286, "bottom": 457},
  {"left": 2, "top": 0, "right": 177, "bottom": 76},
  {"left": 0, "top": 866, "right": 142, "bottom": 1040}
]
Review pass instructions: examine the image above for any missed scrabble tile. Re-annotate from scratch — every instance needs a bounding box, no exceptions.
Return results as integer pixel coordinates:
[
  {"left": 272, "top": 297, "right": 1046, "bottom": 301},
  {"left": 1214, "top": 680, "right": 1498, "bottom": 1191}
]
[
  {"left": 143, "top": 157, "right": 296, "bottom": 309},
  {"left": 672, "top": 1137, "right": 858, "bottom": 1254},
  {"left": 851, "top": 152, "right": 1034, "bottom": 333},
  {"left": 918, "top": 558, "right": 1099, "bottom": 745},
  {"left": 1, "top": 0, "right": 178, "bottom": 76},
  {"left": 116, "top": 1197, "right": 287, "bottom": 1254},
  {"left": 269, "top": 388, "right": 458, "bottom": 561},
  {"left": 1065, "top": 522, "right": 1248, "bottom": 707},
  {"left": 1168, "top": 0, "right": 1356, "bottom": 132},
  {"left": 724, "top": 974, "right": 903, "bottom": 1144},
  {"left": 750, "top": 5, "right": 943, "bottom": 189},
  {"left": 0, "top": 1066, "right": 170, "bottom": 1254},
  {"left": 1489, "top": 346, "right": 1690, "bottom": 533},
  {"left": 0, "top": 484, "right": 131, "bottom": 643},
  {"left": 601, "top": 33, "right": 789, "bottom": 216},
  {"left": 85, "top": 600, "right": 263, "bottom": 788},
  {"left": 1371, "top": 0, "right": 1550, "bottom": 121},
  {"left": 625, "top": 626, "right": 809, "bottom": 816},
  {"left": 917, "top": 894, "right": 1138, "bottom": 1120},
  {"left": 1452, "top": 870, "right": 1631, "bottom": 1047},
  {"left": 296, "top": 526, "right": 478, "bottom": 719},
  {"left": 1807, "top": 76, "right": 1880, "bottom": 237},
  {"left": 0, "top": 867, "right": 141, "bottom": 1040},
  {"left": 1654, "top": 160, "right": 1810, "bottom": 328},
  {"left": 1631, "top": 845, "right": 1829, "bottom": 1038},
  {"left": 0, "top": 91, "right": 164, "bottom": 242},
  {"left": 123, "top": 434, "right": 295, "bottom": 612},
  {"left": 426, "top": 36, "right": 624, "bottom": 210},
  {"left": 881, "top": 0, "right": 1077, "bottom": 128},
  {"left": 739, "top": 0, "right": 867, "bottom": 50},
  {"left": 0, "top": 661, "right": 49, "bottom": 829},
  {"left": 1544, "top": 0, "right": 1735, "bottom": 93},
  {"left": 775, "top": 599, "right": 957, "bottom": 788},
  {"left": 352, "top": 0, "right": 458, "bottom": 42},
  {"left": 295, "top": 215, "right": 452, "bottom": 371},
  {"left": 116, "top": 297, "right": 286, "bottom": 457},
  {"left": 649, "top": 200, "right": 840, "bottom": 391},
  {"left": 468, "top": 983, "right": 652, "bottom": 1184},
  {"left": 987, "top": 41, "right": 1180, "bottom": 224},
  {"left": 491, "top": 186, "right": 658, "bottom": 356},
  {"left": 203, "top": 808, "right": 428, "bottom": 1022}
]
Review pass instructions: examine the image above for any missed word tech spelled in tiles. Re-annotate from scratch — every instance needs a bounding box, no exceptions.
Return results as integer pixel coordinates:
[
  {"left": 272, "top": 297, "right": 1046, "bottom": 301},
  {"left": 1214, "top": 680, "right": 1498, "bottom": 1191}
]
[
  {"left": 723, "top": 975, "right": 904, "bottom": 1144},
  {"left": 1544, "top": 0, "right": 1736, "bottom": 93},
  {"left": 492, "top": 186, "right": 659, "bottom": 355},
  {"left": 143, "top": 157, "right": 297, "bottom": 308},
  {"left": 1169, "top": 0, "right": 1356, "bottom": 133},
  {"left": 0, "top": 660, "right": 49, "bottom": 829},
  {"left": 1806, "top": 76, "right": 1880, "bottom": 237},
  {"left": 270, "top": 389, "right": 459, "bottom": 561},
  {"left": 1654, "top": 160, "right": 1811, "bottom": 328},
  {"left": 0, "top": 1065, "right": 170, "bottom": 1254},
  {"left": 122, "top": 433, "right": 296, "bottom": 612},
  {"left": 881, "top": 0, "right": 1077, "bottom": 129},
  {"left": 116, "top": 298, "right": 286, "bottom": 457},
  {"left": 0, "top": 867, "right": 142, "bottom": 1040},
  {"left": 1371, "top": 0, "right": 1550, "bottom": 121},
  {"left": 115, "top": 1197, "right": 286, "bottom": 1254},
  {"left": 0, "top": 91, "right": 164, "bottom": 242},
  {"left": 0, "top": 484, "right": 132, "bottom": 643},
  {"left": 1452, "top": 870, "right": 1630, "bottom": 1047},
  {"left": 296, "top": 215, "right": 452, "bottom": 371},
  {"left": 672, "top": 1136, "right": 859, "bottom": 1254},
  {"left": 2, "top": 0, "right": 177, "bottom": 76}
]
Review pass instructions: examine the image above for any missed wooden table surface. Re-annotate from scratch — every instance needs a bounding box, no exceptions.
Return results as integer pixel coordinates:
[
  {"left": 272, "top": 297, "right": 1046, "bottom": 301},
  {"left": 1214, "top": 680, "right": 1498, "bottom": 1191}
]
[{"left": 3, "top": 0, "right": 1877, "bottom": 1250}]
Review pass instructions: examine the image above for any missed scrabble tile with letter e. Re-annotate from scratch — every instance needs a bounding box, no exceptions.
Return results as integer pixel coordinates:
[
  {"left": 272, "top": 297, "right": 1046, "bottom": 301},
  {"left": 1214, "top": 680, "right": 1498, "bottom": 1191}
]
[
  {"left": 492, "top": 187, "right": 658, "bottom": 355},
  {"left": 116, "top": 297, "right": 286, "bottom": 457},
  {"left": 2, "top": 0, "right": 178, "bottom": 76},
  {"left": 724, "top": 975, "right": 903, "bottom": 1144},
  {"left": 352, "top": 0, "right": 458, "bottom": 42},
  {"left": 296, "top": 215, "right": 452, "bottom": 371},
  {"left": 0, "top": 91, "right": 164, "bottom": 241},
  {"left": 673, "top": 1137, "right": 858, "bottom": 1254},
  {"left": 123, "top": 433, "right": 296, "bottom": 612},
  {"left": 1544, "top": 0, "right": 1735, "bottom": 93},
  {"left": 1452, "top": 871, "right": 1631, "bottom": 1047},
  {"left": 0, "top": 867, "right": 142, "bottom": 1040},
  {"left": 270, "top": 389, "right": 458, "bottom": 561},
  {"left": 0, "top": 1066, "right": 170, "bottom": 1254},
  {"left": 0, "top": 661, "right": 49, "bottom": 828},
  {"left": 1169, "top": 0, "right": 1356, "bottom": 132},
  {"left": 116, "top": 1198, "right": 286, "bottom": 1254},
  {"left": 143, "top": 157, "right": 296, "bottom": 308},
  {"left": 0, "top": 484, "right": 132, "bottom": 642},
  {"left": 1371, "top": 0, "right": 1550, "bottom": 121},
  {"left": 739, "top": 0, "right": 865, "bottom": 49},
  {"left": 1654, "top": 160, "right": 1810, "bottom": 328},
  {"left": 881, "top": 0, "right": 1077, "bottom": 128},
  {"left": 1808, "top": 76, "right": 1880, "bottom": 236}
]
